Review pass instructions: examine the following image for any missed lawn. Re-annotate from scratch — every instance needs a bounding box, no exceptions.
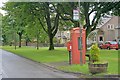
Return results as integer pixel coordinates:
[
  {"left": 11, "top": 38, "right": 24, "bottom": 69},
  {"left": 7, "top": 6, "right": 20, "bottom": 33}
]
[
  {"left": 1, "top": 46, "right": 69, "bottom": 63},
  {"left": 1, "top": 46, "right": 119, "bottom": 75},
  {"left": 58, "top": 50, "right": 119, "bottom": 75}
]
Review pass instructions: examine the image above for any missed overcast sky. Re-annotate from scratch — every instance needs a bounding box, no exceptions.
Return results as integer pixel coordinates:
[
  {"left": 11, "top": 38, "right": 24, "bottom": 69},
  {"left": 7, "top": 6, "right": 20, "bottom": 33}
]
[{"left": 0, "top": 0, "right": 8, "bottom": 15}]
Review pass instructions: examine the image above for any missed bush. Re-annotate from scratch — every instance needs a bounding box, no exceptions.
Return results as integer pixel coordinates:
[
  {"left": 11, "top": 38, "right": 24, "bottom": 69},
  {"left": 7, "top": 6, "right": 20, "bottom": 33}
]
[{"left": 90, "top": 43, "right": 100, "bottom": 62}]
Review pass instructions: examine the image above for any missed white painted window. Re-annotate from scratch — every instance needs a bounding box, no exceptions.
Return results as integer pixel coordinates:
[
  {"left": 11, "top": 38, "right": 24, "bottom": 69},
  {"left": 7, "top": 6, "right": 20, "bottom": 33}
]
[
  {"left": 107, "top": 24, "right": 114, "bottom": 30},
  {"left": 98, "top": 35, "right": 104, "bottom": 43},
  {"left": 111, "top": 24, "right": 114, "bottom": 29},
  {"left": 93, "top": 37, "right": 96, "bottom": 42},
  {"left": 107, "top": 24, "right": 111, "bottom": 29}
]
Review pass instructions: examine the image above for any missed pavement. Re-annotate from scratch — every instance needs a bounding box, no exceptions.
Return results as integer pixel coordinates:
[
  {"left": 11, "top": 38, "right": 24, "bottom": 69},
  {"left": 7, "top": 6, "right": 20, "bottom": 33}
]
[{"left": 1, "top": 49, "right": 78, "bottom": 78}]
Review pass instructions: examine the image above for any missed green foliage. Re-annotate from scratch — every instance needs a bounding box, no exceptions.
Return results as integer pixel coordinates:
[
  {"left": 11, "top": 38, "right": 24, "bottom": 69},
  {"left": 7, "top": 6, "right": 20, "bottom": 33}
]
[
  {"left": 2, "top": 2, "right": 62, "bottom": 50},
  {"left": 90, "top": 43, "right": 100, "bottom": 62},
  {"left": 56, "top": 2, "right": 119, "bottom": 37},
  {"left": 2, "top": 2, "right": 119, "bottom": 49},
  {"left": 111, "top": 2, "right": 120, "bottom": 16}
]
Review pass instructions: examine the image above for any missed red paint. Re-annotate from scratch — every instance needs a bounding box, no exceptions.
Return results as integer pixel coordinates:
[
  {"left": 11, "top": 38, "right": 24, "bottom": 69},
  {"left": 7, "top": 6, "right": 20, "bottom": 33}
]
[
  {"left": 66, "top": 41, "right": 72, "bottom": 51},
  {"left": 66, "top": 27, "right": 86, "bottom": 64},
  {"left": 100, "top": 41, "right": 119, "bottom": 50}
]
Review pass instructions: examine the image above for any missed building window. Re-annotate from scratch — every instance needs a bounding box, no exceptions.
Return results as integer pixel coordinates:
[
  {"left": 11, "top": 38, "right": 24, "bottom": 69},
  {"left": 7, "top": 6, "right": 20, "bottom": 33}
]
[
  {"left": 93, "top": 37, "right": 96, "bottom": 42},
  {"left": 111, "top": 24, "right": 114, "bottom": 29},
  {"left": 107, "top": 24, "right": 110, "bottom": 29},
  {"left": 107, "top": 24, "right": 114, "bottom": 30},
  {"left": 99, "top": 36, "right": 103, "bottom": 41}
]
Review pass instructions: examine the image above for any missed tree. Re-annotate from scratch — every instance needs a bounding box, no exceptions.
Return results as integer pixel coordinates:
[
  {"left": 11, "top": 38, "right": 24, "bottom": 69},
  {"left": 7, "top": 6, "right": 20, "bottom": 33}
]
[
  {"left": 2, "top": 14, "right": 17, "bottom": 46},
  {"left": 55, "top": 2, "right": 119, "bottom": 37},
  {"left": 43, "top": 2, "right": 60, "bottom": 50},
  {"left": 112, "top": 2, "right": 120, "bottom": 16},
  {"left": 12, "top": 2, "right": 60, "bottom": 50},
  {"left": 25, "top": 19, "right": 42, "bottom": 50},
  {"left": 2, "top": 2, "right": 26, "bottom": 48},
  {"left": 2, "top": 2, "right": 60, "bottom": 50},
  {"left": 3, "top": 2, "right": 119, "bottom": 50}
]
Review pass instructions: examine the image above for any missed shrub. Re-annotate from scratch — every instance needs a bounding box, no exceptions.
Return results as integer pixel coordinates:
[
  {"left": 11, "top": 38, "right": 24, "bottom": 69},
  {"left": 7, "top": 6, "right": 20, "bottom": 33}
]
[{"left": 90, "top": 43, "right": 100, "bottom": 63}]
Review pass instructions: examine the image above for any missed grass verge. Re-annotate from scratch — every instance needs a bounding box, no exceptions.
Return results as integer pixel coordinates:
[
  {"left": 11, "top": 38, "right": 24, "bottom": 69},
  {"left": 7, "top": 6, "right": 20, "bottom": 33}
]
[{"left": 1, "top": 46, "right": 119, "bottom": 75}]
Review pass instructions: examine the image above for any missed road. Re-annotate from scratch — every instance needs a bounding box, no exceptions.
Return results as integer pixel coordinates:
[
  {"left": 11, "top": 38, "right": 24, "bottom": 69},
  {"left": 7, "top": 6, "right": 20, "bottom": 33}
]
[
  {"left": 0, "top": 49, "right": 2, "bottom": 79},
  {"left": 1, "top": 49, "right": 77, "bottom": 78}
]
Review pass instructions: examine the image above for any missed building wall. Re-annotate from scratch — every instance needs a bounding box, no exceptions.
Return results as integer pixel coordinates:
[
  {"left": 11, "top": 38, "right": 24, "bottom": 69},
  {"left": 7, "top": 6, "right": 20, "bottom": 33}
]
[
  {"left": 97, "top": 29, "right": 104, "bottom": 43},
  {"left": 55, "top": 29, "right": 70, "bottom": 44},
  {"left": 100, "top": 16, "right": 118, "bottom": 42},
  {"left": 115, "top": 17, "right": 120, "bottom": 40},
  {"left": 88, "top": 16, "right": 119, "bottom": 45}
]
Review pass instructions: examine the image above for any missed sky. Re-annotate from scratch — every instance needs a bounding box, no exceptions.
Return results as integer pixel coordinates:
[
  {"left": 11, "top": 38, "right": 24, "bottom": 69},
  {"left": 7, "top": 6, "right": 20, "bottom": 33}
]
[{"left": 0, "top": 0, "right": 8, "bottom": 16}]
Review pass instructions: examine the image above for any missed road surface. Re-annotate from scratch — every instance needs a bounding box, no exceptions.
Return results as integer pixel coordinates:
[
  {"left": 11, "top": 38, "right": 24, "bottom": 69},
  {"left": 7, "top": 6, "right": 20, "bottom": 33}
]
[
  {"left": 0, "top": 49, "right": 2, "bottom": 79},
  {"left": 1, "top": 49, "right": 77, "bottom": 78}
]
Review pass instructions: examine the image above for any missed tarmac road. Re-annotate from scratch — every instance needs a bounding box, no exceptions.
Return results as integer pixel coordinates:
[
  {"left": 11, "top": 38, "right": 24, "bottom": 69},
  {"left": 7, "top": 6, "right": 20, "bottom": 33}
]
[
  {"left": 0, "top": 49, "right": 2, "bottom": 79},
  {"left": 1, "top": 49, "right": 77, "bottom": 78}
]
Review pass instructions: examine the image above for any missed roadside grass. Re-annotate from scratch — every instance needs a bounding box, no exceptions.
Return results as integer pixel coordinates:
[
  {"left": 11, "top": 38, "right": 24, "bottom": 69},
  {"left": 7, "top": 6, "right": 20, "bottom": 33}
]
[
  {"left": 0, "top": 46, "right": 2, "bottom": 48},
  {"left": 2, "top": 46, "right": 68, "bottom": 63},
  {"left": 58, "top": 50, "right": 119, "bottom": 75},
  {"left": 2, "top": 46, "right": 119, "bottom": 75}
]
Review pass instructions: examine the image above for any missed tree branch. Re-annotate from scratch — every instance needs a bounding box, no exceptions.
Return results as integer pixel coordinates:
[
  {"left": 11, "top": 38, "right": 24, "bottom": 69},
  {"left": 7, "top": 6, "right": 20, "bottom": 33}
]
[
  {"left": 38, "top": 17, "right": 48, "bottom": 34},
  {"left": 53, "top": 3, "right": 74, "bottom": 23},
  {"left": 52, "top": 14, "right": 59, "bottom": 37}
]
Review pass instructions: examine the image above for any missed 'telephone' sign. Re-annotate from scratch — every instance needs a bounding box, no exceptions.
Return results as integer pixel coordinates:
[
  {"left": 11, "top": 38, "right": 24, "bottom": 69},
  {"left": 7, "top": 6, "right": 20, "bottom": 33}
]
[{"left": 73, "top": 9, "right": 79, "bottom": 21}]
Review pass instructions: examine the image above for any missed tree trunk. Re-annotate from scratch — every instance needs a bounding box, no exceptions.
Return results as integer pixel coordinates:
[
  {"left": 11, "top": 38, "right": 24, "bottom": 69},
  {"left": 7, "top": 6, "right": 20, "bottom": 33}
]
[
  {"left": 86, "top": 26, "right": 91, "bottom": 38},
  {"left": 25, "top": 40, "right": 28, "bottom": 46},
  {"left": 84, "top": 24, "right": 91, "bottom": 50},
  {"left": 36, "top": 34, "right": 39, "bottom": 50},
  {"left": 25, "top": 37, "right": 29, "bottom": 46},
  {"left": 49, "top": 36, "right": 54, "bottom": 50},
  {"left": 43, "top": 2, "right": 59, "bottom": 50},
  {"left": 14, "top": 32, "right": 17, "bottom": 50},
  {"left": 73, "top": 21, "right": 79, "bottom": 27},
  {"left": 18, "top": 33, "right": 22, "bottom": 48}
]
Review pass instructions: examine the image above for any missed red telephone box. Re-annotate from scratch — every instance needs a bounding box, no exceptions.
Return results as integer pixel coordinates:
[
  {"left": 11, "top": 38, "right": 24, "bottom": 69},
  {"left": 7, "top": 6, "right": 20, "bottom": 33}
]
[{"left": 67, "top": 27, "right": 86, "bottom": 64}]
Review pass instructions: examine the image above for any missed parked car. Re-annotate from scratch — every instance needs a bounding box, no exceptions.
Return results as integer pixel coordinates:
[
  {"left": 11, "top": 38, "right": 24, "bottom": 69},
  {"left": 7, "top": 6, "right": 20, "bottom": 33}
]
[
  {"left": 118, "top": 39, "right": 120, "bottom": 49},
  {"left": 99, "top": 41, "right": 119, "bottom": 50}
]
